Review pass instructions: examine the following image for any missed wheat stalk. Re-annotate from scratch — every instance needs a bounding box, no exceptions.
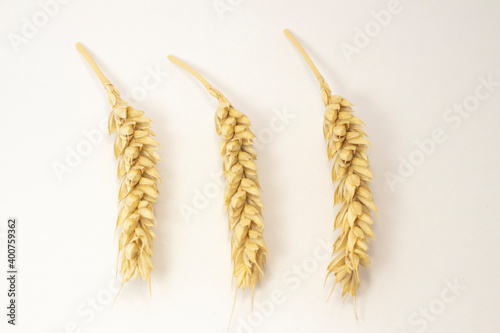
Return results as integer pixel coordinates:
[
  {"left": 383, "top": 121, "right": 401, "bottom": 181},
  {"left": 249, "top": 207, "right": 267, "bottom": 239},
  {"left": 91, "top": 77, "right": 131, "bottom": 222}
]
[
  {"left": 284, "top": 30, "right": 377, "bottom": 311},
  {"left": 168, "top": 55, "right": 268, "bottom": 303},
  {"left": 76, "top": 43, "right": 160, "bottom": 296}
]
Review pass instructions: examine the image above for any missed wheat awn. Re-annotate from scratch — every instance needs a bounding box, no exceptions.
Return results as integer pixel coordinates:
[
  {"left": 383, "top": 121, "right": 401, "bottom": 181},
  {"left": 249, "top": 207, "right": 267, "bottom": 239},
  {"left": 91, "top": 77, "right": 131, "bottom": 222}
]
[
  {"left": 76, "top": 43, "right": 160, "bottom": 297},
  {"left": 284, "top": 30, "right": 377, "bottom": 314},
  {"left": 168, "top": 55, "right": 269, "bottom": 308}
]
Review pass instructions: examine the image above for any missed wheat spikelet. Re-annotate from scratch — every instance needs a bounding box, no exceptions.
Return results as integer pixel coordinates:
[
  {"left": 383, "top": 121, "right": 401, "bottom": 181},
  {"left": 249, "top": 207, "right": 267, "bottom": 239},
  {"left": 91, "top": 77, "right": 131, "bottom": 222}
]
[
  {"left": 76, "top": 43, "right": 160, "bottom": 295},
  {"left": 284, "top": 30, "right": 377, "bottom": 310},
  {"left": 168, "top": 55, "right": 268, "bottom": 301}
]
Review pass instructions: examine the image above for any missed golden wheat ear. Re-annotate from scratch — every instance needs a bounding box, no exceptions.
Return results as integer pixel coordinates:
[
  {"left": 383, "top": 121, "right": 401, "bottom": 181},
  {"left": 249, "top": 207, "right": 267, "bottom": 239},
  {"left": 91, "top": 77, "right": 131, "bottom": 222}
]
[
  {"left": 168, "top": 55, "right": 268, "bottom": 319},
  {"left": 284, "top": 30, "right": 377, "bottom": 316},
  {"left": 76, "top": 43, "right": 160, "bottom": 299}
]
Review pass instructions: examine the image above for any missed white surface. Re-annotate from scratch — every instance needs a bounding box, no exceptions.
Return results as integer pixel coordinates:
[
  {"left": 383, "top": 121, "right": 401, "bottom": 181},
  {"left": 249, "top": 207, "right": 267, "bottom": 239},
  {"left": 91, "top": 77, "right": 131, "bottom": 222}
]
[{"left": 1, "top": 0, "right": 500, "bottom": 332}]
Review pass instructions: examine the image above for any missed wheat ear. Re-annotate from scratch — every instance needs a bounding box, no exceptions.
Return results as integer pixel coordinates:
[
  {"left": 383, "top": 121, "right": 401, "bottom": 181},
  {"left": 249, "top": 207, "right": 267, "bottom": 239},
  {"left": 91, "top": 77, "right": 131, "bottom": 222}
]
[
  {"left": 168, "top": 55, "right": 268, "bottom": 302},
  {"left": 284, "top": 30, "right": 377, "bottom": 310},
  {"left": 76, "top": 43, "right": 160, "bottom": 296}
]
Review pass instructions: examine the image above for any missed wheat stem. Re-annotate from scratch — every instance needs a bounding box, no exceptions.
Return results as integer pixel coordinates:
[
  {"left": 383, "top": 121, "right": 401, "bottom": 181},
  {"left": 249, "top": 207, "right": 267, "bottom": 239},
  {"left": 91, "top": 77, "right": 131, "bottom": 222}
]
[
  {"left": 169, "top": 55, "right": 269, "bottom": 324},
  {"left": 168, "top": 55, "right": 213, "bottom": 90},
  {"left": 75, "top": 43, "right": 111, "bottom": 86},
  {"left": 285, "top": 30, "right": 377, "bottom": 315},
  {"left": 283, "top": 29, "right": 324, "bottom": 82},
  {"left": 77, "top": 45, "right": 160, "bottom": 298}
]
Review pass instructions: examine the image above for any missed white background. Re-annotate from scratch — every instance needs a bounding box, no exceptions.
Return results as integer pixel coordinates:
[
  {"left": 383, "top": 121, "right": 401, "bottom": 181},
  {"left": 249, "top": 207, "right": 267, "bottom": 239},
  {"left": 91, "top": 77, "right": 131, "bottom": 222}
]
[{"left": 1, "top": 0, "right": 499, "bottom": 332}]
